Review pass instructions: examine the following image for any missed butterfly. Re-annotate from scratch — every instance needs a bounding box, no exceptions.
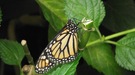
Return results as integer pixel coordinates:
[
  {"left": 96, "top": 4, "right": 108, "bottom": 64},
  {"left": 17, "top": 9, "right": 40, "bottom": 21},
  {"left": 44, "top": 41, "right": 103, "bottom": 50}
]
[{"left": 35, "top": 19, "right": 79, "bottom": 73}]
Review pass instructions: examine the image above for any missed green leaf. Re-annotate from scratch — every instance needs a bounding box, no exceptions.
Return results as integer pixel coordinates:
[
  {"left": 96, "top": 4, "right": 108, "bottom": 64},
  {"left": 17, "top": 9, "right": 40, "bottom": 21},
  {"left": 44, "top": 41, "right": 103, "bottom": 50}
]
[
  {"left": 36, "top": 0, "right": 67, "bottom": 31},
  {"left": 65, "top": 0, "right": 105, "bottom": 48},
  {"left": 115, "top": 32, "right": 135, "bottom": 71},
  {"left": 65, "top": 0, "right": 105, "bottom": 28},
  {"left": 48, "top": 25, "right": 57, "bottom": 42},
  {"left": 102, "top": 0, "right": 135, "bottom": 32},
  {"left": 36, "top": 0, "right": 105, "bottom": 31},
  {"left": 0, "top": 39, "right": 25, "bottom": 65},
  {"left": 45, "top": 54, "right": 81, "bottom": 75},
  {"left": 83, "top": 32, "right": 124, "bottom": 75}
]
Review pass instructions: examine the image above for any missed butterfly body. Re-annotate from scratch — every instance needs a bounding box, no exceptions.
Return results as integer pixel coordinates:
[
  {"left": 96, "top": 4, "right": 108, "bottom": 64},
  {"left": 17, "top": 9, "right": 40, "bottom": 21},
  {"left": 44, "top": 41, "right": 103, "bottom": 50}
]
[{"left": 35, "top": 19, "right": 79, "bottom": 74}]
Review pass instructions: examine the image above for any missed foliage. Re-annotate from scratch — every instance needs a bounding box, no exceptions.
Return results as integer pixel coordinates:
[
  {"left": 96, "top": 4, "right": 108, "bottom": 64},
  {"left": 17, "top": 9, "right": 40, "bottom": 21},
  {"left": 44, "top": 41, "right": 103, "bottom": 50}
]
[
  {"left": 1, "top": 0, "right": 135, "bottom": 75},
  {"left": 36, "top": 0, "right": 124, "bottom": 75},
  {"left": 0, "top": 39, "right": 25, "bottom": 72}
]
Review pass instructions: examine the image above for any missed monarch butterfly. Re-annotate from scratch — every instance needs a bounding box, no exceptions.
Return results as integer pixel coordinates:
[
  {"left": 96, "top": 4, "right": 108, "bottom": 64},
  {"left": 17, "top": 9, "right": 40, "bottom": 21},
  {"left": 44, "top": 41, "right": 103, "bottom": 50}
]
[{"left": 35, "top": 19, "right": 79, "bottom": 73}]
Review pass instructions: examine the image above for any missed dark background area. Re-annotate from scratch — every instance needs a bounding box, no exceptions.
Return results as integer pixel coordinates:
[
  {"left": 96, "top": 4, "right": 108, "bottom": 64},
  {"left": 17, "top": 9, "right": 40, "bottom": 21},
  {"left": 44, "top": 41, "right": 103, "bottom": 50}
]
[{"left": 0, "top": 0, "right": 104, "bottom": 75}]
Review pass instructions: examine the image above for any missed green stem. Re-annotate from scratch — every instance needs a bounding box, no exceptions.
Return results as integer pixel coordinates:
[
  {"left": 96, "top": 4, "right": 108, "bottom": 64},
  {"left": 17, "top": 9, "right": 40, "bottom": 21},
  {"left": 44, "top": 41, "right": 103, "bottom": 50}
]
[
  {"left": 86, "top": 28, "right": 135, "bottom": 47},
  {"left": 86, "top": 39, "right": 101, "bottom": 46},
  {"left": 22, "top": 40, "right": 34, "bottom": 65},
  {"left": 94, "top": 26, "right": 102, "bottom": 38},
  {"left": 19, "top": 65, "right": 24, "bottom": 75},
  {"left": 105, "top": 28, "right": 135, "bottom": 40},
  {"left": 105, "top": 40, "right": 121, "bottom": 46}
]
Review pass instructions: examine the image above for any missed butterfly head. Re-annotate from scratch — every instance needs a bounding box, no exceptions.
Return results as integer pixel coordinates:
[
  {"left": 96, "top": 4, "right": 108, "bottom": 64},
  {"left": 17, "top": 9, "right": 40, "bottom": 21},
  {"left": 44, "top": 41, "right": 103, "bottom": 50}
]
[{"left": 66, "top": 19, "right": 79, "bottom": 33}]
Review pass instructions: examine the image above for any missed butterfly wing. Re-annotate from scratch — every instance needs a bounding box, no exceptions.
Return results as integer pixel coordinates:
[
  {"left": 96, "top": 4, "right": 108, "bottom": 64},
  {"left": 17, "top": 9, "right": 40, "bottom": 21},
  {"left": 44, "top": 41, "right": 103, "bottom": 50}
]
[
  {"left": 35, "top": 19, "right": 79, "bottom": 74},
  {"left": 35, "top": 52, "right": 56, "bottom": 74},
  {"left": 45, "top": 19, "right": 78, "bottom": 64}
]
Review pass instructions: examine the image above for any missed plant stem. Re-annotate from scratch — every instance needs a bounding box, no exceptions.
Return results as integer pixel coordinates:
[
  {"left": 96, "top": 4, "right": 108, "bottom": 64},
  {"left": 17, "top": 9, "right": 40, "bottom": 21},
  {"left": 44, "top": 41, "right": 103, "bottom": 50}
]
[
  {"left": 105, "top": 28, "right": 135, "bottom": 40},
  {"left": 105, "top": 40, "right": 120, "bottom": 46},
  {"left": 19, "top": 65, "right": 24, "bottom": 75},
  {"left": 86, "top": 28, "right": 135, "bottom": 47},
  {"left": 21, "top": 40, "right": 34, "bottom": 65},
  {"left": 86, "top": 39, "right": 101, "bottom": 47},
  {"left": 95, "top": 26, "right": 102, "bottom": 38}
]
